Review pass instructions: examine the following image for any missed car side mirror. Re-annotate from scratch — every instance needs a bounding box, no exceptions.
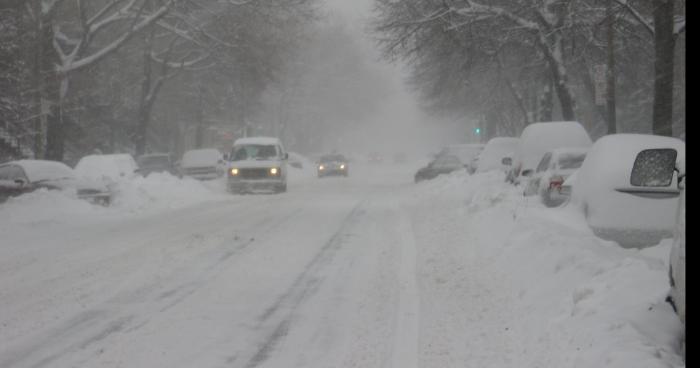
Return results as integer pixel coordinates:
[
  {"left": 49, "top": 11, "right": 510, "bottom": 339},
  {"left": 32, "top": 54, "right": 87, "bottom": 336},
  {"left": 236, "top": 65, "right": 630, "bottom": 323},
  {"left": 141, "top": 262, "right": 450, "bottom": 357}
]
[
  {"left": 14, "top": 179, "right": 26, "bottom": 187},
  {"left": 521, "top": 169, "right": 533, "bottom": 177},
  {"left": 223, "top": 153, "right": 230, "bottom": 161},
  {"left": 502, "top": 157, "right": 512, "bottom": 166}
]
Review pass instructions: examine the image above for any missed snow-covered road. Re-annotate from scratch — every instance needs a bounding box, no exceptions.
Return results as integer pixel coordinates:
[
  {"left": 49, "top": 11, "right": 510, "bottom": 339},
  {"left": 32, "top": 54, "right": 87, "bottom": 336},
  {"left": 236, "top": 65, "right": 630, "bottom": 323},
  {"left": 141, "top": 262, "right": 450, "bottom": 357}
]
[{"left": 0, "top": 164, "right": 685, "bottom": 368}]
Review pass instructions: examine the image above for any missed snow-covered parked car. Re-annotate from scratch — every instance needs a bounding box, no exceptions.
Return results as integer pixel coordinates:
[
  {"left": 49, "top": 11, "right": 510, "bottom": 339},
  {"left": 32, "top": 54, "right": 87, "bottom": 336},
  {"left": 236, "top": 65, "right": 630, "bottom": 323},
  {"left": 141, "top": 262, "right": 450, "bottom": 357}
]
[
  {"left": 227, "top": 137, "right": 288, "bottom": 194},
  {"left": 179, "top": 148, "right": 226, "bottom": 180},
  {"left": 74, "top": 153, "right": 139, "bottom": 188},
  {"left": 524, "top": 147, "right": 588, "bottom": 207},
  {"left": 414, "top": 154, "right": 464, "bottom": 183},
  {"left": 476, "top": 137, "right": 520, "bottom": 174},
  {"left": 0, "top": 160, "right": 111, "bottom": 205},
  {"left": 570, "top": 134, "right": 684, "bottom": 248},
  {"left": 439, "top": 143, "right": 484, "bottom": 169},
  {"left": 506, "top": 121, "right": 592, "bottom": 185},
  {"left": 668, "top": 156, "right": 685, "bottom": 332}
]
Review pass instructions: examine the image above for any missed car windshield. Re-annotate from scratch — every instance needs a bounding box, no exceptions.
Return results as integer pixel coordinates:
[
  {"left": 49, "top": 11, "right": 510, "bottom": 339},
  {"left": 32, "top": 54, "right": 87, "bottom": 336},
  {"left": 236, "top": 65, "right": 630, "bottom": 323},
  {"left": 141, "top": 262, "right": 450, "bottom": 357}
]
[
  {"left": 557, "top": 153, "right": 586, "bottom": 169},
  {"left": 321, "top": 154, "right": 346, "bottom": 162},
  {"left": 231, "top": 144, "right": 279, "bottom": 161}
]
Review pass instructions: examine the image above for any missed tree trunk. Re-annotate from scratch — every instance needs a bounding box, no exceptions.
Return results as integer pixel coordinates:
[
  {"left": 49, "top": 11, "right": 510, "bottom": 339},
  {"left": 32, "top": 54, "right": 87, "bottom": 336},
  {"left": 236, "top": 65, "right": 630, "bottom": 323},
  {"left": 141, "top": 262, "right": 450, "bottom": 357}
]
[
  {"left": 652, "top": 0, "right": 675, "bottom": 136},
  {"left": 135, "top": 40, "right": 153, "bottom": 156}
]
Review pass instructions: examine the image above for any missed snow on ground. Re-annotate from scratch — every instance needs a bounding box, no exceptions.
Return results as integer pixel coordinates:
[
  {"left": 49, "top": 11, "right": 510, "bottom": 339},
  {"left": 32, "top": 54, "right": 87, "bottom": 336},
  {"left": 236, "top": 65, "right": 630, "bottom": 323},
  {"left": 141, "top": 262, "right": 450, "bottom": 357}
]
[
  {"left": 0, "top": 163, "right": 684, "bottom": 368},
  {"left": 409, "top": 170, "right": 684, "bottom": 367}
]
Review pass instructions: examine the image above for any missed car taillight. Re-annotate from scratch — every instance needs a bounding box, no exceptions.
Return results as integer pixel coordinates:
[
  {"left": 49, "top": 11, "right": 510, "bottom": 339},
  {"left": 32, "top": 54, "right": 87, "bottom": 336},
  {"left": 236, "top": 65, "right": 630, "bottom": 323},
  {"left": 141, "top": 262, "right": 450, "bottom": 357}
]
[{"left": 549, "top": 176, "right": 564, "bottom": 190}]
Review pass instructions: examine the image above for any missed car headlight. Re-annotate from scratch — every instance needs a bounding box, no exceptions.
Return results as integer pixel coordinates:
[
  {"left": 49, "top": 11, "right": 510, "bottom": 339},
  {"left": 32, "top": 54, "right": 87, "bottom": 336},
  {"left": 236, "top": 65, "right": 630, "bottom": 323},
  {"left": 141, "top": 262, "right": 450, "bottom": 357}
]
[
  {"left": 230, "top": 168, "right": 239, "bottom": 176},
  {"left": 340, "top": 164, "right": 346, "bottom": 169},
  {"left": 319, "top": 165, "right": 325, "bottom": 170},
  {"left": 270, "top": 167, "right": 279, "bottom": 175}
]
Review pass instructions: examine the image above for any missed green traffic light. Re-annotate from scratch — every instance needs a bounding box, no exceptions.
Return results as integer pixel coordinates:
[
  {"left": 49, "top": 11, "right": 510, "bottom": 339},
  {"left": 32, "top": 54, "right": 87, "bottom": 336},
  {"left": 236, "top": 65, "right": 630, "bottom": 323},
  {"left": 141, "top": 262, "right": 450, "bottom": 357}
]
[{"left": 475, "top": 128, "right": 481, "bottom": 134}]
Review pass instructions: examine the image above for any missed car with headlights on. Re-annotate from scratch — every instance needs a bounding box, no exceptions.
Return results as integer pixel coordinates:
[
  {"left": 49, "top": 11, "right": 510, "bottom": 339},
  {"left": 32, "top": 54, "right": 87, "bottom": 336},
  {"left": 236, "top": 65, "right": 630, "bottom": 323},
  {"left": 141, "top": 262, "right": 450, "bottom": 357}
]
[
  {"left": 227, "top": 137, "right": 288, "bottom": 194},
  {"left": 414, "top": 154, "right": 464, "bottom": 183},
  {"left": 317, "top": 154, "right": 349, "bottom": 177},
  {"left": 0, "top": 160, "right": 111, "bottom": 205}
]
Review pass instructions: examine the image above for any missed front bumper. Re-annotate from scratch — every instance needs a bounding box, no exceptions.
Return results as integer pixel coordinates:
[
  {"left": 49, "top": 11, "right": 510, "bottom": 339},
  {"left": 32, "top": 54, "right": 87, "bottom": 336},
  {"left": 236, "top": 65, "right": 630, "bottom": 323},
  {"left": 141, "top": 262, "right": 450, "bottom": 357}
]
[
  {"left": 228, "top": 179, "right": 285, "bottom": 193},
  {"left": 318, "top": 168, "right": 347, "bottom": 176}
]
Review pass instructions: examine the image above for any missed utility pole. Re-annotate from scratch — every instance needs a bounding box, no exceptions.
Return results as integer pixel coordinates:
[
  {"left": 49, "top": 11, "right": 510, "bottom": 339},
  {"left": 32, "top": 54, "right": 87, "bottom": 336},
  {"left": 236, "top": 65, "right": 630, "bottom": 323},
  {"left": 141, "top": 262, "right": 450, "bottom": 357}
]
[{"left": 606, "top": 0, "right": 617, "bottom": 133}]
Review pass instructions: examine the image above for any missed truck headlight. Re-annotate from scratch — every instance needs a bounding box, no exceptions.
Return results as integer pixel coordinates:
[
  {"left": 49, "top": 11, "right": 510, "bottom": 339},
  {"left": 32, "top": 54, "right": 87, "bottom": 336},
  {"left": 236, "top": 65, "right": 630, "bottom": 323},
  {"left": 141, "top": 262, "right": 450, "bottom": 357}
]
[
  {"left": 270, "top": 167, "right": 279, "bottom": 175},
  {"left": 230, "top": 168, "right": 239, "bottom": 176}
]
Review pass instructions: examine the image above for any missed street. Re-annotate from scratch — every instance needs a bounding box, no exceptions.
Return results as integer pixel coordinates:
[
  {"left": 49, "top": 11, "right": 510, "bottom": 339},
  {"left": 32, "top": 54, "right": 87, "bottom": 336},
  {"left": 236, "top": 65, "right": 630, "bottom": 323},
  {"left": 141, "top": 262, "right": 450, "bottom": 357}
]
[{"left": 0, "top": 164, "right": 683, "bottom": 368}]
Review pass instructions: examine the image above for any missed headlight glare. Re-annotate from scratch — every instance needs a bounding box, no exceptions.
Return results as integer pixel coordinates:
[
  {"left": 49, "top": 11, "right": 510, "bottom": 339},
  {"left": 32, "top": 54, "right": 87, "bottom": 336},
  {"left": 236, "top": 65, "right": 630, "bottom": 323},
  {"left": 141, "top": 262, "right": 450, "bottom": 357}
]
[
  {"left": 230, "top": 168, "right": 239, "bottom": 176},
  {"left": 270, "top": 167, "right": 279, "bottom": 175}
]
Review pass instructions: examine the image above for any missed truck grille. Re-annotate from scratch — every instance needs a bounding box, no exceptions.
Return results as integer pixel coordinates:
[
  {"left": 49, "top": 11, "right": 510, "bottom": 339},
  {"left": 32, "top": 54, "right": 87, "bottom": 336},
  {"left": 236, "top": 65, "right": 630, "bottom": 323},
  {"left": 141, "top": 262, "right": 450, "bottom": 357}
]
[{"left": 240, "top": 168, "right": 270, "bottom": 179}]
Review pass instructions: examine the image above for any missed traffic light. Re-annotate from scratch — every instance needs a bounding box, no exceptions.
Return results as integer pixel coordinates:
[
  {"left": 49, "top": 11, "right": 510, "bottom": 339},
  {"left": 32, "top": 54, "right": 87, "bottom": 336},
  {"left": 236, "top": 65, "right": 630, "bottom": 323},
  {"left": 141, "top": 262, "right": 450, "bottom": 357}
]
[{"left": 474, "top": 127, "right": 481, "bottom": 135}]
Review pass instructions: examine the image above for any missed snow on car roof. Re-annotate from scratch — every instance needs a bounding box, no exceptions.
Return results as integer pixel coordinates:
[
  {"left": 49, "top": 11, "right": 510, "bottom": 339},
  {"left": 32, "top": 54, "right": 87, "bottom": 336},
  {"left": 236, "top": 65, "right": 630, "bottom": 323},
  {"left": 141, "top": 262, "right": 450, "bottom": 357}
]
[
  {"left": 182, "top": 149, "right": 222, "bottom": 167},
  {"left": 233, "top": 137, "right": 282, "bottom": 146},
  {"left": 443, "top": 143, "right": 484, "bottom": 164},
  {"left": 517, "top": 121, "right": 592, "bottom": 171},
  {"left": 9, "top": 160, "right": 75, "bottom": 182},
  {"left": 74, "top": 154, "right": 138, "bottom": 180},
  {"left": 476, "top": 137, "right": 519, "bottom": 172}
]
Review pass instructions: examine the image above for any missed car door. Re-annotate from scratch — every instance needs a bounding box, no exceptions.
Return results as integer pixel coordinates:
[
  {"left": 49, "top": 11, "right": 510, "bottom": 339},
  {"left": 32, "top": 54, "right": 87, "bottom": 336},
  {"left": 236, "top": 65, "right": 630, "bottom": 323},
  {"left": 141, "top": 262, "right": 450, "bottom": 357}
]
[{"left": 0, "top": 164, "right": 31, "bottom": 201}]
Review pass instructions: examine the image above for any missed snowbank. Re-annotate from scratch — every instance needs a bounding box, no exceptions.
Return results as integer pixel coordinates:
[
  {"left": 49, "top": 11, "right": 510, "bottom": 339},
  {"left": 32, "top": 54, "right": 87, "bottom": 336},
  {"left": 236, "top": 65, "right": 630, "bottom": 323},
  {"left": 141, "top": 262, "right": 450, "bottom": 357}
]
[
  {"left": 0, "top": 173, "right": 229, "bottom": 232},
  {"left": 408, "top": 171, "right": 684, "bottom": 367}
]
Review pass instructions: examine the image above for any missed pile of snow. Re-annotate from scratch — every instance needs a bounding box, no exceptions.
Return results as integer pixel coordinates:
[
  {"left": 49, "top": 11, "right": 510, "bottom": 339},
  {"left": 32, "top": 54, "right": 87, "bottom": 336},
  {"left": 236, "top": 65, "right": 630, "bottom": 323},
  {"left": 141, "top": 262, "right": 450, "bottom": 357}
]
[
  {"left": 287, "top": 152, "right": 317, "bottom": 183},
  {"left": 0, "top": 172, "right": 229, "bottom": 231},
  {"left": 408, "top": 170, "right": 684, "bottom": 367},
  {"left": 108, "top": 172, "right": 228, "bottom": 213}
]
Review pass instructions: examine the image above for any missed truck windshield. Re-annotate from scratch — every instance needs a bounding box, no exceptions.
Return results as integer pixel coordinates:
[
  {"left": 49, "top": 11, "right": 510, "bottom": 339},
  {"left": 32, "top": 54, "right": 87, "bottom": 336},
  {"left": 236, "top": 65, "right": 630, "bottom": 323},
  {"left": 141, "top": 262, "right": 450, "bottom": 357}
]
[{"left": 231, "top": 145, "right": 279, "bottom": 161}]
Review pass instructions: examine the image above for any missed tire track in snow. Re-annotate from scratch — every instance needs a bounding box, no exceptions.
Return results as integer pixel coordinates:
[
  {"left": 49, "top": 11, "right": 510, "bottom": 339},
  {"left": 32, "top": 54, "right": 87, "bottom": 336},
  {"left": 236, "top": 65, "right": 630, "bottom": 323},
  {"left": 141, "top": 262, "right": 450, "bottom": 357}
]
[
  {"left": 1, "top": 206, "right": 304, "bottom": 368},
  {"left": 390, "top": 208, "right": 419, "bottom": 368},
  {"left": 240, "top": 200, "right": 367, "bottom": 368}
]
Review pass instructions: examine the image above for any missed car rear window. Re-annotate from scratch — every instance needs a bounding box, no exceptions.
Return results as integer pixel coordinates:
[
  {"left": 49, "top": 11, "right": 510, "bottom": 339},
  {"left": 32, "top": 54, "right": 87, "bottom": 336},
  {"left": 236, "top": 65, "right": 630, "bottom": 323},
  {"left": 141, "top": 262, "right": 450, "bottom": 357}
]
[
  {"left": 630, "top": 149, "right": 677, "bottom": 187},
  {"left": 558, "top": 153, "right": 586, "bottom": 170}
]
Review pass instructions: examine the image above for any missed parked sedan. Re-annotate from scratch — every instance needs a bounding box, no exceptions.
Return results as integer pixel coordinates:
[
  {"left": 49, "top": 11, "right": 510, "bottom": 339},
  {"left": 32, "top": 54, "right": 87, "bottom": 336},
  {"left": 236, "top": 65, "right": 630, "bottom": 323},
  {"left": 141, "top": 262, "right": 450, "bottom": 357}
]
[
  {"left": 136, "top": 153, "right": 177, "bottom": 176},
  {"left": 570, "top": 134, "right": 684, "bottom": 248},
  {"left": 524, "top": 147, "right": 588, "bottom": 207},
  {"left": 318, "top": 154, "right": 349, "bottom": 177},
  {"left": 180, "top": 148, "right": 226, "bottom": 180},
  {"left": 0, "top": 160, "right": 111, "bottom": 205},
  {"left": 506, "top": 121, "right": 592, "bottom": 185},
  {"left": 414, "top": 154, "right": 464, "bottom": 183}
]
